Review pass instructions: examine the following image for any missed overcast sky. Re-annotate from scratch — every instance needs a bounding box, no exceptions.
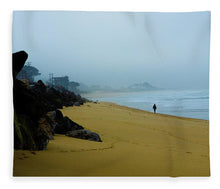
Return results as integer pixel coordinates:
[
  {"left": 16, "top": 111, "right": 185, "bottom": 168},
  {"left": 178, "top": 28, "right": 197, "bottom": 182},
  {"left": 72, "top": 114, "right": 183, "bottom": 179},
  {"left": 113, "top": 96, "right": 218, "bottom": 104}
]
[{"left": 12, "top": 11, "right": 210, "bottom": 89}]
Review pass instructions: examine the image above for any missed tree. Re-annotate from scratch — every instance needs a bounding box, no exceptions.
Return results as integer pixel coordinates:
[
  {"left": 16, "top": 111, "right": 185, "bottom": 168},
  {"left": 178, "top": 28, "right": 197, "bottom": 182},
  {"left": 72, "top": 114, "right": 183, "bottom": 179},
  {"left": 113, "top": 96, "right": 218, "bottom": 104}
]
[
  {"left": 17, "top": 65, "right": 41, "bottom": 82},
  {"left": 69, "top": 81, "right": 80, "bottom": 92}
]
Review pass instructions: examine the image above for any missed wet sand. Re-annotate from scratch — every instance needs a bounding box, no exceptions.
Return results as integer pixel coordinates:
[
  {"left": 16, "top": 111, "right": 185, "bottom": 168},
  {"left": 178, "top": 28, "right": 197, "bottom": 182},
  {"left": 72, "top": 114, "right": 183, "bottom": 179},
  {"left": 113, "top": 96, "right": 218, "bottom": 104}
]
[{"left": 13, "top": 102, "right": 210, "bottom": 176}]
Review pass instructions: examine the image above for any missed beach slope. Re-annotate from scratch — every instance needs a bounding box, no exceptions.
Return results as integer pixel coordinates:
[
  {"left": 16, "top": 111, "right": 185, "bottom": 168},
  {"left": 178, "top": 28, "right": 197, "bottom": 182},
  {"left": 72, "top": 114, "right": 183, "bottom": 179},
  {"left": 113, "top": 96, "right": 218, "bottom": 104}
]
[{"left": 13, "top": 102, "right": 210, "bottom": 176}]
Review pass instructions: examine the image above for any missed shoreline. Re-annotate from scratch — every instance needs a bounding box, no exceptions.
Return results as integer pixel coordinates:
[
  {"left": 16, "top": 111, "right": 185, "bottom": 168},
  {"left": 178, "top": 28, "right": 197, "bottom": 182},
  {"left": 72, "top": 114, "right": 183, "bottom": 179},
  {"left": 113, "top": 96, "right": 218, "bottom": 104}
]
[
  {"left": 96, "top": 101, "right": 209, "bottom": 121},
  {"left": 14, "top": 101, "right": 210, "bottom": 176},
  {"left": 81, "top": 90, "right": 209, "bottom": 121},
  {"left": 81, "top": 90, "right": 163, "bottom": 98}
]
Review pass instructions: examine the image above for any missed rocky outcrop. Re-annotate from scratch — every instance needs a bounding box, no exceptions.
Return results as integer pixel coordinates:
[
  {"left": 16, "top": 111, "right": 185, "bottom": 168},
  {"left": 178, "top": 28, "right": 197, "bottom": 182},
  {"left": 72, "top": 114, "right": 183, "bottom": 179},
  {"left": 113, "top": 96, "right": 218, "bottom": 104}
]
[
  {"left": 38, "top": 117, "right": 54, "bottom": 140},
  {"left": 74, "top": 102, "right": 81, "bottom": 106},
  {"left": 13, "top": 51, "right": 50, "bottom": 150},
  {"left": 13, "top": 51, "right": 87, "bottom": 150},
  {"left": 12, "top": 51, "right": 28, "bottom": 79},
  {"left": 29, "top": 80, "right": 85, "bottom": 110},
  {"left": 46, "top": 109, "right": 84, "bottom": 134},
  {"left": 66, "top": 130, "right": 102, "bottom": 142},
  {"left": 46, "top": 109, "right": 102, "bottom": 142},
  {"left": 55, "top": 116, "right": 84, "bottom": 134},
  {"left": 13, "top": 50, "right": 102, "bottom": 150}
]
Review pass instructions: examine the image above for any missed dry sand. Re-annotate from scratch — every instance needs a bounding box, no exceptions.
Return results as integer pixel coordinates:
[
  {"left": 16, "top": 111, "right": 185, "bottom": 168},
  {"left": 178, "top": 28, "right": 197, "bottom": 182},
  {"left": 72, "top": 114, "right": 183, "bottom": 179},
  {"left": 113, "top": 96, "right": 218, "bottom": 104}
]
[{"left": 13, "top": 102, "right": 210, "bottom": 176}]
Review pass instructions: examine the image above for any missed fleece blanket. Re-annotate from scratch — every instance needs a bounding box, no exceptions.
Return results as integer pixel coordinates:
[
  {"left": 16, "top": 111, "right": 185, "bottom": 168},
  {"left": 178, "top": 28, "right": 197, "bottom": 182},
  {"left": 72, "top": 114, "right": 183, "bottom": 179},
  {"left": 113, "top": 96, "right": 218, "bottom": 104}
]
[{"left": 13, "top": 11, "right": 210, "bottom": 177}]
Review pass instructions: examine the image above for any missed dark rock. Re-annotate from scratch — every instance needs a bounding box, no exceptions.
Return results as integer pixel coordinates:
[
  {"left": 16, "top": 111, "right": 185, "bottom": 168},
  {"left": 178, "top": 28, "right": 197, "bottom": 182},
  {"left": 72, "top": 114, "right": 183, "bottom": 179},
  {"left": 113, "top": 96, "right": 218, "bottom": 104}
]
[
  {"left": 46, "top": 111, "right": 56, "bottom": 121},
  {"left": 45, "top": 111, "right": 58, "bottom": 135},
  {"left": 74, "top": 102, "right": 81, "bottom": 106},
  {"left": 38, "top": 117, "right": 54, "bottom": 140},
  {"left": 55, "top": 110, "right": 64, "bottom": 123},
  {"left": 54, "top": 116, "right": 84, "bottom": 134},
  {"left": 13, "top": 50, "right": 89, "bottom": 150},
  {"left": 64, "top": 116, "right": 84, "bottom": 131},
  {"left": 20, "top": 79, "right": 30, "bottom": 89},
  {"left": 14, "top": 111, "right": 50, "bottom": 150},
  {"left": 31, "top": 80, "right": 47, "bottom": 94},
  {"left": 66, "top": 129, "right": 102, "bottom": 142},
  {"left": 35, "top": 127, "right": 49, "bottom": 150},
  {"left": 14, "top": 79, "right": 48, "bottom": 122},
  {"left": 13, "top": 51, "right": 49, "bottom": 150},
  {"left": 46, "top": 87, "right": 63, "bottom": 109},
  {"left": 12, "top": 51, "right": 28, "bottom": 78},
  {"left": 14, "top": 113, "right": 36, "bottom": 150}
]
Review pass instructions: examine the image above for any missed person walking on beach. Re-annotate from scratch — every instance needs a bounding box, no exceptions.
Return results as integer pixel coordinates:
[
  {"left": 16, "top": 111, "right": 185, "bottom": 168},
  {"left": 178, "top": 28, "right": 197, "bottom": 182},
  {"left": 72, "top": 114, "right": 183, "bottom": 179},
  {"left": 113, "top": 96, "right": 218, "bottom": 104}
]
[{"left": 153, "top": 104, "right": 157, "bottom": 114}]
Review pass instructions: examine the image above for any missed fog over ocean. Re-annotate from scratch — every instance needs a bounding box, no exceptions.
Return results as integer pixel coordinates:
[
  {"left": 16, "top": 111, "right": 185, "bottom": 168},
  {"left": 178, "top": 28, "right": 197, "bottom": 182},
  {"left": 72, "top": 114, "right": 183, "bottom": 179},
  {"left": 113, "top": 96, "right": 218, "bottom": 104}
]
[{"left": 13, "top": 11, "right": 210, "bottom": 120}]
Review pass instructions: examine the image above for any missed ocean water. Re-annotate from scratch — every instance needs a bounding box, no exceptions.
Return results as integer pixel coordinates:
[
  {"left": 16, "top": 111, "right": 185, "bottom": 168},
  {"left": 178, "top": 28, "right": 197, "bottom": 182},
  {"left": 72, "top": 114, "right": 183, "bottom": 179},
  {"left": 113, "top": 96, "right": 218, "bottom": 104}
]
[{"left": 89, "top": 89, "right": 209, "bottom": 120}]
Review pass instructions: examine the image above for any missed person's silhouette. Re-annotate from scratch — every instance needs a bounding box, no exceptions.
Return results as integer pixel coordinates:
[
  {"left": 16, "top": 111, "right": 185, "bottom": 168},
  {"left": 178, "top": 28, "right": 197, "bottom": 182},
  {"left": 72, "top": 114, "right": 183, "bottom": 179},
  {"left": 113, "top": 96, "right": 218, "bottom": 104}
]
[{"left": 153, "top": 104, "right": 157, "bottom": 114}]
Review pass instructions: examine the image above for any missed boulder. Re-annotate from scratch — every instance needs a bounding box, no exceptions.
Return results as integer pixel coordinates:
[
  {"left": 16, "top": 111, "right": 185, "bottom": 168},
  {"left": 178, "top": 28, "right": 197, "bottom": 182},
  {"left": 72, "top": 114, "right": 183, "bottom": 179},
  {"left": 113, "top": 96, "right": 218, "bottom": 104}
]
[
  {"left": 38, "top": 117, "right": 54, "bottom": 140},
  {"left": 31, "top": 80, "right": 47, "bottom": 94},
  {"left": 12, "top": 51, "right": 28, "bottom": 78},
  {"left": 14, "top": 113, "right": 36, "bottom": 150},
  {"left": 55, "top": 110, "right": 64, "bottom": 123},
  {"left": 35, "top": 126, "right": 49, "bottom": 150},
  {"left": 74, "top": 102, "right": 81, "bottom": 106},
  {"left": 54, "top": 116, "right": 84, "bottom": 134},
  {"left": 46, "top": 111, "right": 56, "bottom": 121},
  {"left": 14, "top": 79, "right": 48, "bottom": 122},
  {"left": 66, "top": 129, "right": 102, "bottom": 142},
  {"left": 20, "top": 79, "right": 30, "bottom": 88}
]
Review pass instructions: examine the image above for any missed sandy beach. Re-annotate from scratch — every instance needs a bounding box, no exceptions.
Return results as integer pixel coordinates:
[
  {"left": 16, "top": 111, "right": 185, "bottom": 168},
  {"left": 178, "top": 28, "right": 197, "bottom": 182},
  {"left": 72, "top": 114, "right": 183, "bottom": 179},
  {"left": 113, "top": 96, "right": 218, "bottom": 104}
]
[{"left": 13, "top": 102, "right": 210, "bottom": 177}]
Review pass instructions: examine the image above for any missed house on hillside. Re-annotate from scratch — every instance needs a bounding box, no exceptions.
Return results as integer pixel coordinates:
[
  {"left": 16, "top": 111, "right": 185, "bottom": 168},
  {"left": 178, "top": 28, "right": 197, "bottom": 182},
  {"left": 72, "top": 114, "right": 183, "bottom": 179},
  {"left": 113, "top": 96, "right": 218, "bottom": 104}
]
[{"left": 53, "top": 76, "right": 69, "bottom": 89}]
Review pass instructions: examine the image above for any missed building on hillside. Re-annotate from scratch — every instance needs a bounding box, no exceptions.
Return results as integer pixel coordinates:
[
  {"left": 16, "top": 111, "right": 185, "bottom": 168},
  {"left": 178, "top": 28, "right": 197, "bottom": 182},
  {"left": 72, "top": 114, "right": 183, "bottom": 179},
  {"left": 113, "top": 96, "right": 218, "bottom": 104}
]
[{"left": 53, "top": 76, "right": 69, "bottom": 89}]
